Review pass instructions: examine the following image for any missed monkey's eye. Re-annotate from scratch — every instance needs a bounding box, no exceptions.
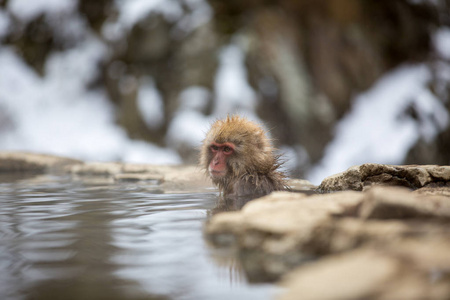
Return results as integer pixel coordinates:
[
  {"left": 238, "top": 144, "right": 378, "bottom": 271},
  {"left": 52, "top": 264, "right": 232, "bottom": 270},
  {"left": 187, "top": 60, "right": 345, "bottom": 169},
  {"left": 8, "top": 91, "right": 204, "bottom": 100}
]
[
  {"left": 210, "top": 145, "right": 219, "bottom": 151},
  {"left": 223, "top": 146, "right": 232, "bottom": 154}
]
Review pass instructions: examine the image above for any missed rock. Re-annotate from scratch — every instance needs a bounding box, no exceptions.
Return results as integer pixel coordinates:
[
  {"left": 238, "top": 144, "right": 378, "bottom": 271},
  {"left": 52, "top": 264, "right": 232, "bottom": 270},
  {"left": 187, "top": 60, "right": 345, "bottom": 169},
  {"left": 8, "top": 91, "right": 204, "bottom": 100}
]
[
  {"left": 279, "top": 239, "right": 450, "bottom": 300},
  {"left": 205, "top": 184, "right": 450, "bottom": 282},
  {"left": 121, "top": 164, "right": 169, "bottom": 174},
  {"left": 159, "top": 165, "right": 212, "bottom": 192},
  {"left": 414, "top": 186, "right": 450, "bottom": 197},
  {"left": 205, "top": 191, "right": 364, "bottom": 281},
  {"left": 113, "top": 173, "right": 164, "bottom": 183},
  {"left": 69, "top": 163, "right": 211, "bottom": 191},
  {"left": 69, "top": 162, "right": 177, "bottom": 178},
  {"left": 206, "top": 191, "right": 363, "bottom": 245},
  {"left": 359, "top": 186, "right": 450, "bottom": 220},
  {"left": 69, "top": 162, "right": 123, "bottom": 176},
  {"left": 66, "top": 160, "right": 211, "bottom": 191},
  {"left": 286, "top": 178, "right": 317, "bottom": 192},
  {"left": 307, "top": 217, "right": 448, "bottom": 255},
  {"left": 319, "top": 163, "right": 450, "bottom": 192},
  {"left": 319, "top": 165, "right": 364, "bottom": 191},
  {"left": 279, "top": 249, "right": 400, "bottom": 300},
  {"left": 0, "top": 152, "right": 212, "bottom": 191},
  {"left": 0, "top": 151, "right": 81, "bottom": 173}
]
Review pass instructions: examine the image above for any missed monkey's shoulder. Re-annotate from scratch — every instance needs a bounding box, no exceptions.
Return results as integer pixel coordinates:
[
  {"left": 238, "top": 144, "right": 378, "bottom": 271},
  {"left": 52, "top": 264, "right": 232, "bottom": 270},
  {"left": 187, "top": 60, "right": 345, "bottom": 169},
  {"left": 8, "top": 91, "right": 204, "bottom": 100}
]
[{"left": 231, "top": 172, "right": 287, "bottom": 197}]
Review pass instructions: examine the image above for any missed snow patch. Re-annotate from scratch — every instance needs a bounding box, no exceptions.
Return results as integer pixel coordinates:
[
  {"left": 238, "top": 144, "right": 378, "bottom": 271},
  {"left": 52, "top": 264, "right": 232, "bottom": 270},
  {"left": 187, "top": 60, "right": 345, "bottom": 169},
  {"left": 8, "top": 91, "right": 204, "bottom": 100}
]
[
  {"left": 7, "top": 0, "right": 76, "bottom": 22},
  {"left": 137, "top": 77, "right": 165, "bottom": 130},
  {"left": 173, "top": 0, "right": 212, "bottom": 34},
  {"left": 122, "top": 140, "right": 181, "bottom": 164},
  {"left": 166, "top": 110, "right": 211, "bottom": 148},
  {"left": 45, "top": 35, "right": 108, "bottom": 91},
  {"left": 166, "top": 87, "right": 212, "bottom": 148},
  {"left": 178, "top": 86, "right": 210, "bottom": 111},
  {"left": 434, "top": 27, "right": 450, "bottom": 60},
  {"left": 0, "top": 9, "right": 10, "bottom": 38},
  {"left": 115, "top": 0, "right": 183, "bottom": 28},
  {"left": 109, "top": 0, "right": 212, "bottom": 41},
  {"left": 0, "top": 35, "right": 181, "bottom": 164},
  {"left": 214, "top": 44, "right": 258, "bottom": 118},
  {"left": 166, "top": 41, "right": 266, "bottom": 151},
  {"left": 307, "top": 64, "right": 449, "bottom": 185}
]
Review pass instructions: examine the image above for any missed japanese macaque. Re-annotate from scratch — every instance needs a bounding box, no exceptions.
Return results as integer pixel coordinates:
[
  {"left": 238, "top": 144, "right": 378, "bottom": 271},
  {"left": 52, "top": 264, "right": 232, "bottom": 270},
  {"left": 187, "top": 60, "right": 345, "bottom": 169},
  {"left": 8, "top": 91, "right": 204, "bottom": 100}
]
[{"left": 200, "top": 116, "right": 288, "bottom": 199}]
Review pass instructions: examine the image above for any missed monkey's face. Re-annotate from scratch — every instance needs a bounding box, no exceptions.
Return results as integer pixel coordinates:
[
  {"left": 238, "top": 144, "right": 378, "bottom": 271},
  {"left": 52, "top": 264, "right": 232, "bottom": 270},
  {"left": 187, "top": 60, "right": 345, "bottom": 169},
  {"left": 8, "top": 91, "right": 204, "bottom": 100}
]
[{"left": 208, "top": 142, "right": 235, "bottom": 180}]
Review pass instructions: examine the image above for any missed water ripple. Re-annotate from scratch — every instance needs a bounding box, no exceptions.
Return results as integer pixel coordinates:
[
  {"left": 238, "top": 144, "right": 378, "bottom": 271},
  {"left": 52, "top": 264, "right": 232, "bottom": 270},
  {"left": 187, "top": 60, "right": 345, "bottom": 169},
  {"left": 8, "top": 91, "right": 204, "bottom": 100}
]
[{"left": 0, "top": 174, "right": 276, "bottom": 300}]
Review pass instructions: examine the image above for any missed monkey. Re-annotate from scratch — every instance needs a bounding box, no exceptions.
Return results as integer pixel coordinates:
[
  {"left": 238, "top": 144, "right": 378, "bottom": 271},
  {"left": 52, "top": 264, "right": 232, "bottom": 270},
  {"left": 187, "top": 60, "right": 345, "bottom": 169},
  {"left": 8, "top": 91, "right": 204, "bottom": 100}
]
[{"left": 200, "top": 115, "right": 289, "bottom": 199}]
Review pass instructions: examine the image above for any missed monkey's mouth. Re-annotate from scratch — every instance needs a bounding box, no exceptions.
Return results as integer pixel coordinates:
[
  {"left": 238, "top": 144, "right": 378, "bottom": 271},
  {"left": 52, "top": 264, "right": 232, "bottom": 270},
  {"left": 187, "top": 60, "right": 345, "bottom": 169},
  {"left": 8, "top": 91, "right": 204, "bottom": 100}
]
[{"left": 209, "top": 170, "right": 226, "bottom": 178}]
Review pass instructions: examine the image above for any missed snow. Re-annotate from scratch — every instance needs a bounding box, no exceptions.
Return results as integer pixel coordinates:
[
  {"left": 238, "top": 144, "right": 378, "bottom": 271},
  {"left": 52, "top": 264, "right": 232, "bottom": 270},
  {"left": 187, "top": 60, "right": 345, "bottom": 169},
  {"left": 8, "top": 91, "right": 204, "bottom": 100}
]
[
  {"left": 434, "top": 27, "right": 450, "bottom": 60},
  {"left": 166, "top": 86, "right": 212, "bottom": 148},
  {"left": 114, "top": 0, "right": 211, "bottom": 32},
  {"left": 307, "top": 64, "right": 449, "bottom": 184},
  {"left": 115, "top": 0, "right": 183, "bottom": 28},
  {"left": 178, "top": 86, "right": 210, "bottom": 111},
  {"left": 0, "top": 9, "right": 10, "bottom": 38},
  {"left": 166, "top": 41, "right": 263, "bottom": 150},
  {"left": 105, "top": 0, "right": 211, "bottom": 42},
  {"left": 137, "top": 77, "right": 165, "bottom": 130},
  {"left": 173, "top": 0, "right": 212, "bottom": 35},
  {"left": 166, "top": 110, "right": 212, "bottom": 148},
  {"left": 121, "top": 140, "right": 181, "bottom": 164},
  {"left": 213, "top": 44, "right": 259, "bottom": 120},
  {"left": 7, "top": 0, "right": 76, "bottom": 22},
  {"left": 46, "top": 35, "right": 107, "bottom": 91},
  {"left": 0, "top": 36, "right": 181, "bottom": 164},
  {"left": 308, "top": 26, "right": 450, "bottom": 184}
]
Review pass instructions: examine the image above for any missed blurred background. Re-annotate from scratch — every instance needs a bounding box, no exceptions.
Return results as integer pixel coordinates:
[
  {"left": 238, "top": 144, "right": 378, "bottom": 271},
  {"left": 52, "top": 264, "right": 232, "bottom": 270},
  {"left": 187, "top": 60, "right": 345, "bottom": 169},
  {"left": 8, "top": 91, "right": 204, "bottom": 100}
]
[{"left": 0, "top": 0, "right": 449, "bottom": 184}]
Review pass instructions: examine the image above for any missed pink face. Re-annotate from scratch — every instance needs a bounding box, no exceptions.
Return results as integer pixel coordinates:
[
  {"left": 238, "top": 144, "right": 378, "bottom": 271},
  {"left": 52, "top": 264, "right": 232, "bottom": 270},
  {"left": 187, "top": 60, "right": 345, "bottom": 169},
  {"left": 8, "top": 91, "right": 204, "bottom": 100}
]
[{"left": 208, "top": 142, "right": 235, "bottom": 179}]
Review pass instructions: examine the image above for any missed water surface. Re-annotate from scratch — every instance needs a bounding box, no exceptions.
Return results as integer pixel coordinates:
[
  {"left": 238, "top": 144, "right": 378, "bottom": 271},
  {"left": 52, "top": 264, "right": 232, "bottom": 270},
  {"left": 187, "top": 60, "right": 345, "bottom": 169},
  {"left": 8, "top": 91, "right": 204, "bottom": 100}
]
[{"left": 0, "top": 174, "right": 277, "bottom": 300}]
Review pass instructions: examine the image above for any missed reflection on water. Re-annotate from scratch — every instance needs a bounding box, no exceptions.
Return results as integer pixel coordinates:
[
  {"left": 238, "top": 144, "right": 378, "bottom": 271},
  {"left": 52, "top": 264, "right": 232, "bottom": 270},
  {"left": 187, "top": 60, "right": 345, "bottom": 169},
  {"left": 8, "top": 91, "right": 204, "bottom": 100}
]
[
  {"left": 0, "top": 174, "right": 276, "bottom": 300},
  {"left": 210, "top": 196, "right": 254, "bottom": 214}
]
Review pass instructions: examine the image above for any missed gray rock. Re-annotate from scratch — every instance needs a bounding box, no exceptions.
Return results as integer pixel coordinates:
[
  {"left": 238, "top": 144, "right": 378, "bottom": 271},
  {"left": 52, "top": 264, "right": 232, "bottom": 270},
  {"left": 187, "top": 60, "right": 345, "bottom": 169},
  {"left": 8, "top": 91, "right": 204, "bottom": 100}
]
[
  {"left": 286, "top": 178, "right": 317, "bottom": 192},
  {"left": 205, "top": 191, "right": 364, "bottom": 281},
  {"left": 114, "top": 173, "right": 164, "bottom": 183},
  {"left": 306, "top": 217, "right": 448, "bottom": 255},
  {"left": 69, "top": 162, "right": 123, "bottom": 176},
  {"left": 0, "top": 152, "right": 212, "bottom": 192},
  {"left": 69, "top": 163, "right": 211, "bottom": 192},
  {"left": 205, "top": 183, "right": 450, "bottom": 282},
  {"left": 359, "top": 186, "right": 450, "bottom": 220},
  {"left": 319, "top": 163, "right": 450, "bottom": 192},
  {"left": 279, "top": 239, "right": 450, "bottom": 300},
  {"left": 414, "top": 186, "right": 450, "bottom": 197},
  {"left": 0, "top": 151, "right": 81, "bottom": 173},
  {"left": 279, "top": 249, "right": 400, "bottom": 300},
  {"left": 205, "top": 191, "right": 363, "bottom": 245}
]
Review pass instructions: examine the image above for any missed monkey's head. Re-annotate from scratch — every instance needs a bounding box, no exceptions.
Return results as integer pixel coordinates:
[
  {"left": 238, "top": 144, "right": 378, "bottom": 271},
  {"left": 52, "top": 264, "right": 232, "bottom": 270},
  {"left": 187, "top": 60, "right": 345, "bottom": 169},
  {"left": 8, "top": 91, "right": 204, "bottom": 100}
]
[{"left": 200, "top": 116, "right": 275, "bottom": 186}]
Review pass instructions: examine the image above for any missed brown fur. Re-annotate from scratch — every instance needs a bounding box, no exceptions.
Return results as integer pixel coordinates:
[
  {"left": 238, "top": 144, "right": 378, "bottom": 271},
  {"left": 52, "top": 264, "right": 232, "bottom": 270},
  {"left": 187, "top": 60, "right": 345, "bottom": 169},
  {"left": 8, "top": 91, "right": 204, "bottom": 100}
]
[{"left": 200, "top": 115, "right": 288, "bottom": 198}]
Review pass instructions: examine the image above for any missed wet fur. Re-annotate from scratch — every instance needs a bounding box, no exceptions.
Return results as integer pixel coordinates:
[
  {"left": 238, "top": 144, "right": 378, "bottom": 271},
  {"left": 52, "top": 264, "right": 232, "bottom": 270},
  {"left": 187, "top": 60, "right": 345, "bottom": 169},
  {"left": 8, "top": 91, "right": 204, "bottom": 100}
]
[{"left": 200, "top": 116, "right": 288, "bottom": 198}]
